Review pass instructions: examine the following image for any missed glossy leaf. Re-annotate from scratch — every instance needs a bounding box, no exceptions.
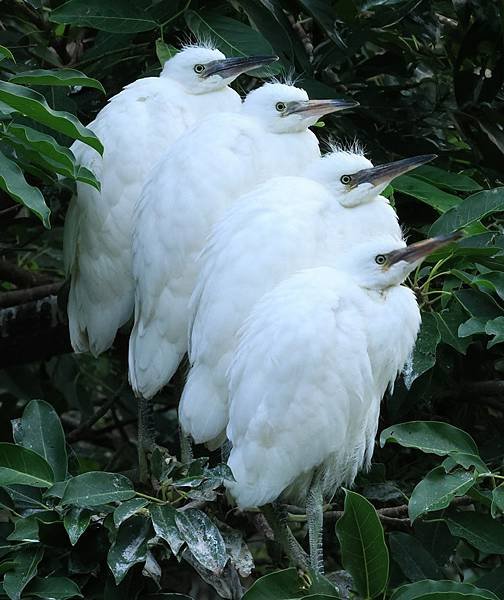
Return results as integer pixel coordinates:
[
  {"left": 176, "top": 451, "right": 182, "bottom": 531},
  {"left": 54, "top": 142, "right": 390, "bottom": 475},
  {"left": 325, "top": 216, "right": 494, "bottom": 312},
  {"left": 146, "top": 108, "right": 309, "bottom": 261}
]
[
  {"left": 242, "top": 567, "right": 339, "bottom": 599},
  {"left": 0, "top": 443, "right": 54, "bottom": 488},
  {"left": 413, "top": 165, "right": 482, "bottom": 192},
  {"left": 445, "top": 513, "right": 504, "bottom": 553},
  {"left": 3, "top": 547, "right": 44, "bottom": 600},
  {"left": 155, "top": 41, "right": 177, "bottom": 66},
  {"left": 64, "top": 507, "right": 92, "bottom": 545},
  {"left": 150, "top": 504, "right": 184, "bottom": 555},
  {"left": 185, "top": 10, "right": 278, "bottom": 75},
  {"left": 404, "top": 312, "right": 440, "bottom": 387},
  {"left": 25, "top": 576, "right": 82, "bottom": 599},
  {"left": 0, "top": 81, "right": 103, "bottom": 153},
  {"left": 107, "top": 515, "right": 150, "bottom": 584},
  {"left": 389, "top": 532, "right": 442, "bottom": 581},
  {"left": 0, "top": 151, "right": 50, "bottom": 227},
  {"left": 62, "top": 471, "right": 135, "bottom": 506},
  {"left": 430, "top": 187, "right": 504, "bottom": 236},
  {"left": 408, "top": 466, "right": 477, "bottom": 521},
  {"left": 335, "top": 490, "right": 389, "bottom": 598},
  {"left": 391, "top": 579, "right": 499, "bottom": 600},
  {"left": 10, "top": 69, "right": 104, "bottom": 92},
  {"left": 175, "top": 508, "right": 228, "bottom": 575},
  {"left": 491, "top": 485, "right": 504, "bottom": 517},
  {"left": 17, "top": 399, "right": 67, "bottom": 481},
  {"left": 113, "top": 497, "right": 148, "bottom": 528},
  {"left": 392, "top": 175, "right": 461, "bottom": 212},
  {"left": 0, "top": 45, "right": 15, "bottom": 62},
  {"left": 50, "top": 0, "right": 158, "bottom": 33},
  {"left": 380, "top": 421, "right": 478, "bottom": 456},
  {"left": 7, "top": 515, "right": 39, "bottom": 542}
]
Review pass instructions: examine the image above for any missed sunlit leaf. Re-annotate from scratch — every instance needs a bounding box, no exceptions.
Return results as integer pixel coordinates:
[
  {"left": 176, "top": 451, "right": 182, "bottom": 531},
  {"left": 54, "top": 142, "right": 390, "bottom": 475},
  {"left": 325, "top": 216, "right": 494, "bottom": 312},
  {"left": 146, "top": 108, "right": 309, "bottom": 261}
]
[
  {"left": 107, "top": 516, "right": 150, "bottom": 584},
  {"left": 62, "top": 472, "right": 135, "bottom": 506},
  {"left": 0, "top": 443, "right": 54, "bottom": 488},
  {"left": 10, "top": 69, "right": 105, "bottom": 93}
]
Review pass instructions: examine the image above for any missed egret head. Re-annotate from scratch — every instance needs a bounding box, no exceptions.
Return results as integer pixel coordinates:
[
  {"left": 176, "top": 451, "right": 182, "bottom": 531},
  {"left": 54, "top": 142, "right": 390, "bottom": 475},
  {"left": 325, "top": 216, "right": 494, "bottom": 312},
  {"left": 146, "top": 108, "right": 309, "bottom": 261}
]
[
  {"left": 161, "top": 46, "right": 278, "bottom": 94},
  {"left": 339, "top": 232, "right": 462, "bottom": 289},
  {"left": 317, "top": 152, "right": 437, "bottom": 208},
  {"left": 242, "top": 82, "right": 358, "bottom": 133}
]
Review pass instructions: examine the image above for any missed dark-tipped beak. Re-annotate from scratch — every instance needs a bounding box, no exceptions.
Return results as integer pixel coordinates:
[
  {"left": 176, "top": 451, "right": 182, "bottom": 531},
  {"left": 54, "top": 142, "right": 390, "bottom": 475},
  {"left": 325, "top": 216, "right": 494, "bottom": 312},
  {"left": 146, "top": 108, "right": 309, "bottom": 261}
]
[
  {"left": 283, "top": 98, "right": 359, "bottom": 118},
  {"left": 387, "top": 231, "right": 463, "bottom": 266},
  {"left": 352, "top": 154, "right": 437, "bottom": 188},
  {"left": 203, "top": 55, "right": 279, "bottom": 78}
]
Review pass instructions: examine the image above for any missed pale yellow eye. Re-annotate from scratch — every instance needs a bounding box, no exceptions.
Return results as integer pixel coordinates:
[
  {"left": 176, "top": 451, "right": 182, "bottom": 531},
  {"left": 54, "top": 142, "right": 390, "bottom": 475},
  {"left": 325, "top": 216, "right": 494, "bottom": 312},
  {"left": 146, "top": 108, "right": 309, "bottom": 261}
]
[
  {"left": 194, "top": 64, "right": 205, "bottom": 74},
  {"left": 275, "top": 102, "right": 286, "bottom": 112},
  {"left": 375, "top": 254, "right": 387, "bottom": 266},
  {"left": 340, "top": 174, "right": 352, "bottom": 185}
]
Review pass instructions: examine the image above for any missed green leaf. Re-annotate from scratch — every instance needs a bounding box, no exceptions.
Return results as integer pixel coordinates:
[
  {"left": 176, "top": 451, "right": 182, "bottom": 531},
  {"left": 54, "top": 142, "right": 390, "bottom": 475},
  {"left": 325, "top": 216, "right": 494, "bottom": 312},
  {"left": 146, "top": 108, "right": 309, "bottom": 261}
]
[
  {"left": 0, "top": 45, "right": 15, "bottom": 62},
  {"left": 408, "top": 466, "right": 477, "bottom": 521},
  {"left": 6, "top": 516, "right": 39, "bottom": 542},
  {"left": 17, "top": 399, "right": 67, "bottom": 481},
  {"left": 455, "top": 289, "right": 502, "bottom": 320},
  {"left": 392, "top": 175, "right": 461, "bottom": 212},
  {"left": 430, "top": 187, "right": 504, "bottom": 236},
  {"left": 380, "top": 421, "right": 478, "bottom": 456},
  {"left": 0, "top": 151, "right": 50, "bottom": 227},
  {"left": 50, "top": 0, "right": 158, "bottom": 33},
  {"left": 3, "top": 547, "right": 43, "bottom": 600},
  {"left": 25, "top": 577, "right": 82, "bottom": 600},
  {"left": 441, "top": 452, "right": 488, "bottom": 474},
  {"left": 185, "top": 11, "right": 278, "bottom": 75},
  {"left": 476, "top": 566, "right": 504, "bottom": 599},
  {"left": 10, "top": 69, "right": 105, "bottom": 93},
  {"left": 433, "top": 307, "right": 472, "bottom": 354},
  {"left": 486, "top": 316, "right": 504, "bottom": 348},
  {"left": 404, "top": 313, "right": 440, "bottom": 387},
  {"left": 491, "top": 485, "right": 504, "bottom": 518},
  {"left": 107, "top": 515, "right": 150, "bottom": 584},
  {"left": 150, "top": 504, "right": 184, "bottom": 555},
  {"left": 175, "top": 509, "right": 228, "bottom": 575},
  {"left": 155, "top": 41, "right": 177, "bottom": 66},
  {"left": 413, "top": 165, "right": 482, "bottom": 192},
  {"left": 388, "top": 532, "right": 442, "bottom": 582},
  {"left": 113, "top": 497, "right": 148, "bottom": 528},
  {"left": 297, "top": 0, "right": 345, "bottom": 48},
  {"left": 391, "top": 579, "right": 499, "bottom": 600},
  {"left": 63, "top": 507, "right": 92, "bottom": 545},
  {"left": 0, "top": 443, "right": 54, "bottom": 488},
  {"left": 62, "top": 472, "right": 135, "bottom": 506},
  {"left": 445, "top": 512, "right": 504, "bottom": 553},
  {"left": 335, "top": 490, "right": 389, "bottom": 598},
  {"left": 0, "top": 81, "right": 103, "bottom": 154},
  {"left": 241, "top": 567, "right": 339, "bottom": 599}
]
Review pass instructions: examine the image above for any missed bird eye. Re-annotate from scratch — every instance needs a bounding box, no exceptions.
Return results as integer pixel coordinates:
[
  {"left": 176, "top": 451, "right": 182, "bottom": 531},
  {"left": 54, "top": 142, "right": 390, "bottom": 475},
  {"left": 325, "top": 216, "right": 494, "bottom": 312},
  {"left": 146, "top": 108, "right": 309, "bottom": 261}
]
[
  {"left": 194, "top": 64, "right": 205, "bottom": 74},
  {"left": 340, "top": 174, "right": 352, "bottom": 185},
  {"left": 275, "top": 102, "right": 286, "bottom": 112},
  {"left": 375, "top": 254, "right": 387, "bottom": 266}
]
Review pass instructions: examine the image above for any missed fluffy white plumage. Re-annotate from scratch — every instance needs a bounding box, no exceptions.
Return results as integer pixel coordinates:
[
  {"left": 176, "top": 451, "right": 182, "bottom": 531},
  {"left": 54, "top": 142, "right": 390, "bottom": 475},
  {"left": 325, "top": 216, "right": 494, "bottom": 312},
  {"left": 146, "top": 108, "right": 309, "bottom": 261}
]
[
  {"left": 129, "top": 83, "right": 352, "bottom": 399},
  {"left": 225, "top": 237, "right": 423, "bottom": 509},
  {"left": 180, "top": 150, "right": 406, "bottom": 444},
  {"left": 63, "top": 46, "right": 249, "bottom": 356}
]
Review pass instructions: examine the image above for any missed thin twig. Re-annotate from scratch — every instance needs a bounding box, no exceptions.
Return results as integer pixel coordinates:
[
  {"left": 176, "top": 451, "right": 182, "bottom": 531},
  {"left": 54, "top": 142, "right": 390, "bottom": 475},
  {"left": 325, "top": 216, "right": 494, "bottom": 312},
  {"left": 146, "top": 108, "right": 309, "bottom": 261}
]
[
  {"left": 0, "top": 259, "right": 55, "bottom": 288},
  {"left": 67, "top": 397, "right": 117, "bottom": 442}
]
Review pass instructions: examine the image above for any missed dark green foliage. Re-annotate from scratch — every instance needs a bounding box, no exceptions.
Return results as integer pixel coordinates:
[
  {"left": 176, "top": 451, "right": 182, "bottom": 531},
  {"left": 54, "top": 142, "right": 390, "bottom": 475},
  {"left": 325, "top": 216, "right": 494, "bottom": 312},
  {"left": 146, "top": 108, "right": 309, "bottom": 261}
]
[{"left": 1, "top": 0, "right": 504, "bottom": 598}]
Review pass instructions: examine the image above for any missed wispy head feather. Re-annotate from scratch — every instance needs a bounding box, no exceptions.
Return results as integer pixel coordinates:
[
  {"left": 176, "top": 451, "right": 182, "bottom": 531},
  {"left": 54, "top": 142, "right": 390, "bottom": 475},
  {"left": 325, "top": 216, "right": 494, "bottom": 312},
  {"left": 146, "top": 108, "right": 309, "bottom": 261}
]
[
  {"left": 267, "top": 67, "right": 302, "bottom": 88},
  {"left": 324, "top": 137, "right": 366, "bottom": 156},
  {"left": 178, "top": 32, "right": 217, "bottom": 52}
]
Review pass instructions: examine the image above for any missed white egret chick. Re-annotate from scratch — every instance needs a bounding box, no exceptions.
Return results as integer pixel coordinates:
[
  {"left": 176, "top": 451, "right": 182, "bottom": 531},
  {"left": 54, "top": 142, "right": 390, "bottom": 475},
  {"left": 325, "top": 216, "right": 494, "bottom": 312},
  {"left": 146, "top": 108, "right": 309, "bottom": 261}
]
[
  {"left": 129, "top": 83, "right": 357, "bottom": 400},
  {"left": 181, "top": 151, "right": 435, "bottom": 446},
  {"left": 64, "top": 45, "right": 277, "bottom": 356},
  {"left": 226, "top": 232, "right": 462, "bottom": 571}
]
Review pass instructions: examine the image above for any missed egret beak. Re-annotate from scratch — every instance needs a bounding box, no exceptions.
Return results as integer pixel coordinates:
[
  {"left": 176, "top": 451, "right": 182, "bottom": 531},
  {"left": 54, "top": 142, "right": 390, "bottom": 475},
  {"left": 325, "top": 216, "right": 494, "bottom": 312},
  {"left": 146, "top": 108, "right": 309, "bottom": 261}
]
[
  {"left": 283, "top": 98, "right": 359, "bottom": 117},
  {"left": 203, "top": 55, "right": 279, "bottom": 78},
  {"left": 351, "top": 154, "right": 437, "bottom": 188},
  {"left": 386, "top": 231, "right": 463, "bottom": 266}
]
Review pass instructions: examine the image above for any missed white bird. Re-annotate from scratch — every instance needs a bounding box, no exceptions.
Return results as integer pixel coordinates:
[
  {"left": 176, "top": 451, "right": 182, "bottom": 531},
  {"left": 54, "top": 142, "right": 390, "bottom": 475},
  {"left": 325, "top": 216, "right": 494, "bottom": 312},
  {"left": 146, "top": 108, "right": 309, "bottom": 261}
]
[
  {"left": 63, "top": 44, "right": 276, "bottom": 356},
  {"left": 129, "top": 82, "right": 357, "bottom": 400},
  {"left": 181, "top": 150, "right": 435, "bottom": 446},
  {"left": 225, "top": 232, "right": 461, "bottom": 571}
]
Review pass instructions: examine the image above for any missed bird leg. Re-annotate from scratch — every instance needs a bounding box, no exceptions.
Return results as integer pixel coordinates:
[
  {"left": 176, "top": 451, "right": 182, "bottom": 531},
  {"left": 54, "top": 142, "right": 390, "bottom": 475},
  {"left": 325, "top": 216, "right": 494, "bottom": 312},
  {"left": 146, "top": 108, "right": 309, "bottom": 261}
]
[
  {"left": 179, "top": 427, "right": 193, "bottom": 465},
  {"left": 137, "top": 396, "right": 156, "bottom": 484},
  {"left": 262, "top": 502, "right": 309, "bottom": 569},
  {"left": 306, "top": 477, "right": 324, "bottom": 575}
]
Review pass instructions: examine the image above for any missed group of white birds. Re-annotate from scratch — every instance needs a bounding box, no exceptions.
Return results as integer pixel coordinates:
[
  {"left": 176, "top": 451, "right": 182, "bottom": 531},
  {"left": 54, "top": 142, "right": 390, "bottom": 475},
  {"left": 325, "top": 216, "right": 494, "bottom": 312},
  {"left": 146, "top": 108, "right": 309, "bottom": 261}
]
[{"left": 63, "top": 43, "right": 461, "bottom": 571}]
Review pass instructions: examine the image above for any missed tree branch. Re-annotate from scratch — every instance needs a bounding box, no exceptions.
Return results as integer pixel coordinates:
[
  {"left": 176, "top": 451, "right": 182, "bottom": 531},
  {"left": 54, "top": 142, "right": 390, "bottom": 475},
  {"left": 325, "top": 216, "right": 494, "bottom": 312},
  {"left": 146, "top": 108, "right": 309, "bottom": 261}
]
[
  {"left": 0, "top": 259, "right": 56, "bottom": 288},
  {"left": 0, "top": 283, "right": 62, "bottom": 308}
]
